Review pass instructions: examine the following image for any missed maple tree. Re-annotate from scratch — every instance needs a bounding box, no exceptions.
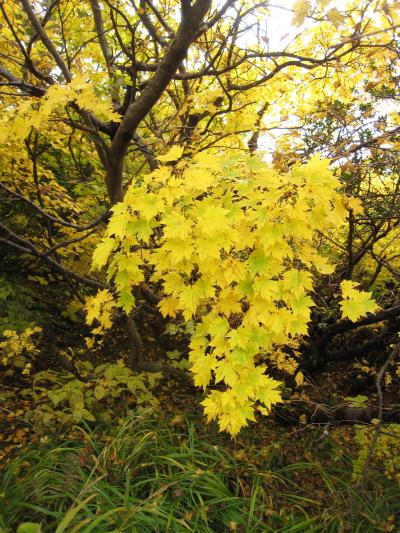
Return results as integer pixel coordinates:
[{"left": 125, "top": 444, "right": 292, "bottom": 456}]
[{"left": 0, "top": 0, "right": 399, "bottom": 434}]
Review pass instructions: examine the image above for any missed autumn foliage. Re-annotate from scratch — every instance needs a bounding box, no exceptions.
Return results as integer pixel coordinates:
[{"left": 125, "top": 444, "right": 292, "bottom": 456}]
[{"left": 0, "top": 0, "right": 399, "bottom": 437}]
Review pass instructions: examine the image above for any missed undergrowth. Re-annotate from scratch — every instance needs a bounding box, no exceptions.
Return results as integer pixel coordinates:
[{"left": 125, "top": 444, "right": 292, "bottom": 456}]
[{"left": 1, "top": 411, "right": 399, "bottom": 532}]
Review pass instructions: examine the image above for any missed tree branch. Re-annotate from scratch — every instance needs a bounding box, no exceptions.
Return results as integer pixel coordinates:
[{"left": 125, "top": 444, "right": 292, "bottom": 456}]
[
  {"left": 19, "top": 0, "right": 72, "bottom": 82},
  {"left": 105, "top": 0, "right": 212, "bottom": 204},
  {"left": 0, "top": 223, "right": 105, "bottom": 290},
  {"left": 89, "top": 0, "right": 114, "bottom": 74}
]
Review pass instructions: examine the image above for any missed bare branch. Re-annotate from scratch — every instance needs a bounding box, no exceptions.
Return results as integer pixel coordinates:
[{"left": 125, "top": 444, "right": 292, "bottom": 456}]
[
  {"left": 19, "top": 0, "right": 72, "bottom": 82},
  {"left": 361, "top": 341, "right": 400, "bottom": 488},
  {"left": 0, "top": 222, "right": 106, "bottom": 290},
  {"left": 0, "top": 183, "right": 109, "bottom": 231},
  {"left": 89, "top": 0, "right": 114, "bottom": 73}
]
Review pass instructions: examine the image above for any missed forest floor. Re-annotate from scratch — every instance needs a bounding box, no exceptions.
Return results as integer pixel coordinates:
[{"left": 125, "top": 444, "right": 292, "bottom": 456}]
[
  {"left": 1, "top": 403, "right": 400, "bottom": 532},
  {"left": 2, "top": 357, "right": 400, "bottom": 532},
  {"left": 1, "top": 278, "right": 400, "bottom": 531}
]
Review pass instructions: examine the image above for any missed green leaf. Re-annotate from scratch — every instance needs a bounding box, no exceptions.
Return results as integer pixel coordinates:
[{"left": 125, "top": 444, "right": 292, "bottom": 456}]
[
  {"left": 346, "top": 395, "right": 369, "bottom": 408},
  {"left": 118, "top": 291, "right": 135, "bottom": 314},
  {"left": 55, "top": 495, "right": 96, "bottom": 533},
  {"left": 94, "top": 385, "right": 106, "bottom": 400},
  {"left": 248, "top": 249, "right": 270, "bottom": 277},
  {"left": 17, "top": 523, "right": 42, "bottom": 533}
]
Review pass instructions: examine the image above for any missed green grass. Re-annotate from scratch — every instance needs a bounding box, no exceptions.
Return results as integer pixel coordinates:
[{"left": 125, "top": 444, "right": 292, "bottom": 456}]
[{"left": 1, "top": 412, "right": 399, "bottom": 532}]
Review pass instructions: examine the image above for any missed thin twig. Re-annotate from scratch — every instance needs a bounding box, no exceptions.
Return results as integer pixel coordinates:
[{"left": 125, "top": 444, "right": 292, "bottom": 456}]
[{"left": 361, "top": 341, "right": 400, "bottom": 488}]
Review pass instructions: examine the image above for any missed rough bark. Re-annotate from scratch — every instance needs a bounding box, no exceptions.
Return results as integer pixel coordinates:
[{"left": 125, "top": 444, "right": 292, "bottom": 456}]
[
  {"left": 304, "top": 304, "right": 400, "bottom": 370},
  {"left": 105, "top": 0, "right": 212, "bottom": 204}
]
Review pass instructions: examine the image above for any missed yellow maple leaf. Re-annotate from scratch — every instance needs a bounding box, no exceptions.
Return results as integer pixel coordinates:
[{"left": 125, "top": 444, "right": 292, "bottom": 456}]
[
  {"left": 163, "top": 212, "right": 191, "bottom": 240},
  {"left": 201, "top": 391, "right": 221, "bottom": 421},
  {"left": 163, "top": 272, "right": 185, "bottom": 296},
  {"left": 195, "top": 204, "right": 230, "bottom": 236},
  {"left": 92, "top": 238, "right": 115, "bottom": 270},
  {"left": 85, "top": 289, "right": 116, "bottom": 329},
  {"left": 292, "top": 0, "right": 311, "bottom": 27},
  {"left": 178, "top": 285, "right": 202, "bottom": 319},
  {"left": 257, "top": 376, "right": 282, "bottom": 411},
  {"left": 345, "top": 197, "right": 364, "bottom": 215},
  {"left": 216, "top": 290, "right": 242, "bottom": 316},
  {"left": 185, "top": 166, "right": 216, "bottom": 191},
  {"left": 339, "top": 280, "right": 379, "bottom": 322},
  {"left": 282, "top": 269, "right": 313, "bottom": 297},
  {"left": 215, "top": 359, "right": 239, "bottom": 386},
  {"left": 158, "top": 296, "right": 179, "bottom": 318},
  {"left": 327, "top": 7, "right": 345, "bottom": 28},
  {"left": 191, "top": 353, "right": 216, "bottom": 389},
  {"left": 157, "top": 145, "right": 184, "bottom": 162}
]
